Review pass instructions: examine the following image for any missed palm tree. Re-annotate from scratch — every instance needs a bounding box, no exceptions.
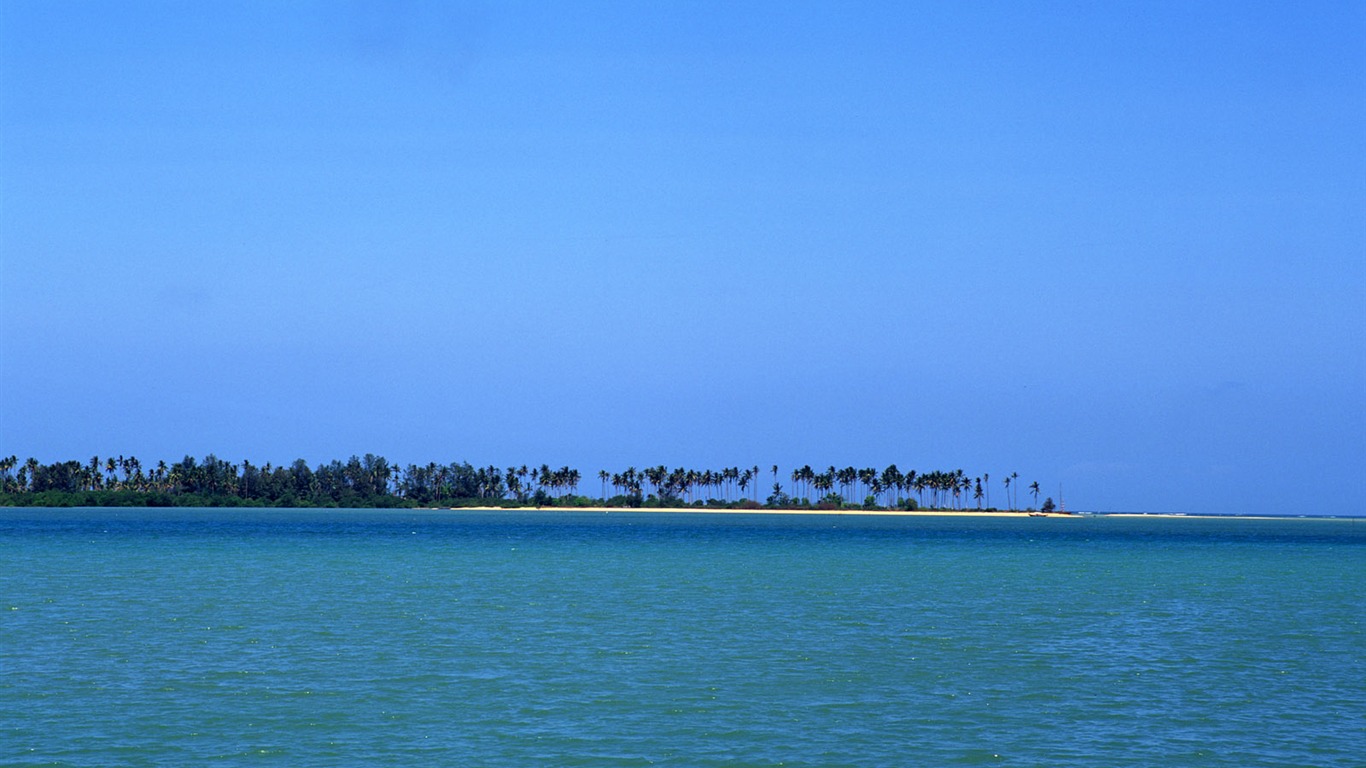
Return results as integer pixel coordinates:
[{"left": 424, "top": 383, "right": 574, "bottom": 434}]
[
  {"left": 0, "top": 455, "right": 15, "bottom": 492},
  {"left": 786, "top": 467, "right": 803, "bottom": 502},
  {"left": 1029, "top": 481, "right": 1040, "bottom": 509},
  {"left": 86, "top": 456, "right": 102, "bottom": 490},
  {"left": 858, "top": 468, "right": 877, "bottom": 504},
  {"left": 880, "top": 465, "right": 902, "bottom": 507},
  {"left": 813, "top": 470, "right": 834, "bottom": 501},
  {"left": 1011, "top": 472, "right": 1019, "bottom": 510},
  {"left": 1003, "top": 475, "right": 1012, "bottom": 511},
  {"left": 21, "top": 457, "right": 40, "bottom": 491}
]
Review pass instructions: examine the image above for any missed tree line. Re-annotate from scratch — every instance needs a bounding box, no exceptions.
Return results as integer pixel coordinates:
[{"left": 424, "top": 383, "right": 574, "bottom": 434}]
[{"left": 0, "top": 454, "right": 1056, "bottom": 512}]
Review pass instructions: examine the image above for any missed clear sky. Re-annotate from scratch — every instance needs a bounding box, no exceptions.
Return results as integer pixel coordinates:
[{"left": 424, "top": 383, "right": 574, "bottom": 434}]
[{"left": 2, "top": 1, "right": 1363, "bottom": 514}]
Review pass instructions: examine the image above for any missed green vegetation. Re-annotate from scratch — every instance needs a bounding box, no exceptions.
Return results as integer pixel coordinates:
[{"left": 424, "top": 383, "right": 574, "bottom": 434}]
[{"left": 0, "top": 454, "right": 1061, "bottom": 512}]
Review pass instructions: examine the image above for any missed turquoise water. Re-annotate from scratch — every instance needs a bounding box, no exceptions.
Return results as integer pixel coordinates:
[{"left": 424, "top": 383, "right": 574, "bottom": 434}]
[{"left": 2, "top": 509, "right": 1363, "bottom": 766}]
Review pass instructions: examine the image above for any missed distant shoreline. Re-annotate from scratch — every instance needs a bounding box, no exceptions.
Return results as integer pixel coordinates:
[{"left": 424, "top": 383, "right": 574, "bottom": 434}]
[
  {"left": 0, "top": 504, "right": 1355, "bottom": 521},
  {"left": 1, "top": 456, "right": 1061, "bottom": 516},
  {"left": 416, "top": 507, "right": 1356, "bottom": 521},
  {"left": 425, "top": 506, "right": 1080, "bottom": 518}
]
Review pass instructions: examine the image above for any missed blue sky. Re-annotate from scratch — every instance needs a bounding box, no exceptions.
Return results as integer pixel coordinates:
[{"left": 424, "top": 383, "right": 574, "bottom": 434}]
[{"left": 2, "top": 1, "right": 1363, "bottom": 514}]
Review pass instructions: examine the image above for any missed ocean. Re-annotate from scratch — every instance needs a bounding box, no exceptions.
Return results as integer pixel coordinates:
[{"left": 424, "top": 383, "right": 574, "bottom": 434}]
[{"left": 2, "top": 508, "right": 1362, "bottom": 766}]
